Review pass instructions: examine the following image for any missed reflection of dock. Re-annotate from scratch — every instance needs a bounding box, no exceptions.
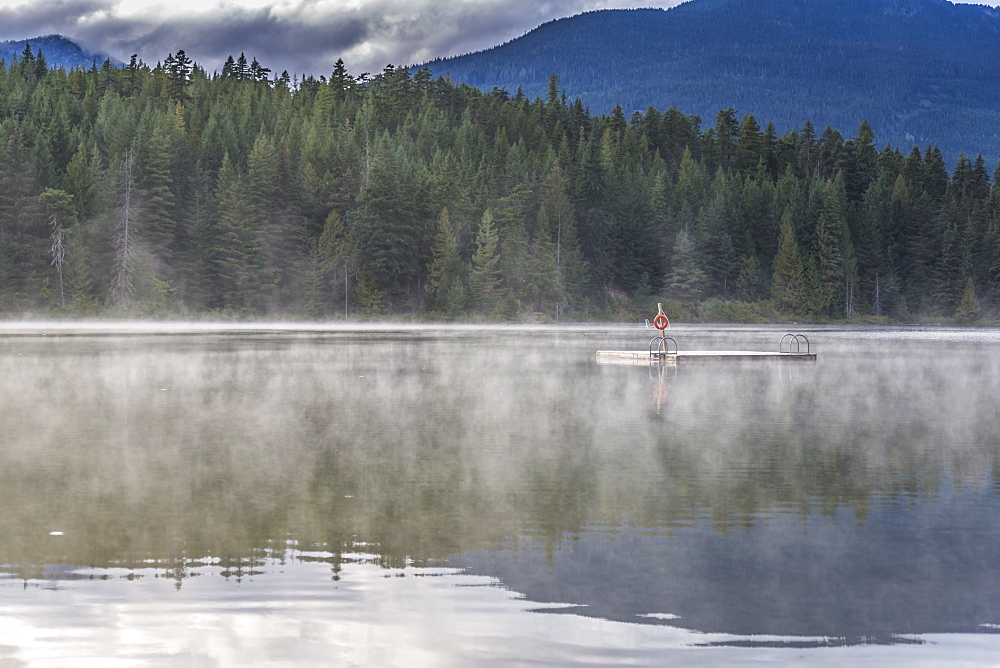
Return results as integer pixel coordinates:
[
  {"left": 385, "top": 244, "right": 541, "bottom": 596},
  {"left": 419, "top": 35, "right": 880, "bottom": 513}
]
[{"left": 596, "top": 350, "right": 817, "bottom": 366}]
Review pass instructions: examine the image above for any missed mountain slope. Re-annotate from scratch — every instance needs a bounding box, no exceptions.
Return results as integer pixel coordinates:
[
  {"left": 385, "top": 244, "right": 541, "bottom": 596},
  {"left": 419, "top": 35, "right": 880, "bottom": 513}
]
[
  {"left": 419, "top": 0, "right": 1000, "bottom": 162},
  {"left": 0, "top": 34, "right": 122, "bottom": 70}
]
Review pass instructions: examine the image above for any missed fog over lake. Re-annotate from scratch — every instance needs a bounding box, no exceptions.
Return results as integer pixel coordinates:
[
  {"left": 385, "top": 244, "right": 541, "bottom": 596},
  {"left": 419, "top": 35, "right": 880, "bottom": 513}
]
[{"left": 1, "top": 323, "right": 999, "bottom": 665}]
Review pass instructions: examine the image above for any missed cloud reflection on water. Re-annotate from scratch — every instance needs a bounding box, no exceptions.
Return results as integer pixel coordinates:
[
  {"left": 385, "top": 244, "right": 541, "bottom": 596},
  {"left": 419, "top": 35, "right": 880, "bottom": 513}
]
[{"left": 3, "top": 552, "right": 998, "bottom": 666}]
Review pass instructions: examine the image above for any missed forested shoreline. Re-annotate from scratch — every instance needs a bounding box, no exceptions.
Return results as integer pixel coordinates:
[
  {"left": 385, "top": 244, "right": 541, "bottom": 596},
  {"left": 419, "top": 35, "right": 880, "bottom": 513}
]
[{"left": 1, "top": 45, "right": 998, "bottom": 323}]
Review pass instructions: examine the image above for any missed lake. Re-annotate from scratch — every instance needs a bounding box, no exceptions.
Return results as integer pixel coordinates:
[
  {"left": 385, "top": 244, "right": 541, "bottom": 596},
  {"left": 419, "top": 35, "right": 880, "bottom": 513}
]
[{"left": 1, "top": 322, "right": 999, "bottom": 666}]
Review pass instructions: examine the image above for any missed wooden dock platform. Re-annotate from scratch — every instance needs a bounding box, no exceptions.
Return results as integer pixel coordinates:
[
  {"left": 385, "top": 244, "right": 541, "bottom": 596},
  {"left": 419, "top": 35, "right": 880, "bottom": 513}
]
[{"left": 596, "top": 350, "right": 817, "bottom": 365}]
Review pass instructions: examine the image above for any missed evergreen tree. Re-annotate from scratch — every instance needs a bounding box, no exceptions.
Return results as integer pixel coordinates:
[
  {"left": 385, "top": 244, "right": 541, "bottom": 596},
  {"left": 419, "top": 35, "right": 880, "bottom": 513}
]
[
  {"left": 735, "top": 251, "right": 762, "bottom": 301},
  {"left": 573, "top": 133, "right": 613, "bottom": 290},
  {"left": 300, "top": 242, "right": 326, "bottom": 318},
  {"left": 522, "top": 230, "right": 560, "bottom": 314},
  {"left": 492, "top": 186, "right": 530, "bottom": 304},
  {"left": 931, "top": 219, "right": 964, "bottom": 315},
  {"left": 955, "top": 276, "right": 979, "bottom": 323},
  {"left": 771, "top": 211, "right": 806, "bottom": 314},
  {"left": 329, "top": 59, "right": 353, "bottom": 101},
  {"left": 349, "top": 135, "right": 432, "bottom": 305},
  {"left": 536, "top": 163, "right": 584, "bottom": 308},
  {"left": 210, "top": 154, "right": 258, "bottom": 309},
  {"left": 797, "top": 120, "right": 817, "bottom": 176},
  {"left": 471, "top": 209, "right": 502, "bottom": 310},
  {"left": 696, "top": 181, "right": 737, "bottom": 297},
  {"left": 842, "top": 120, "right": 878, "bottom": 200},
  {"left": 426, "top": 207, "right": 465, "bottom": 312},
  {"left": 811, "top": 214, "right": 842, "bottom": 318},
  {"left": 110, "top": 151, "right": 138, "bottom": 308},
  {"left": 735, "top": 114, "right": 762, "bottom": 174},
  {"left": 317, "top": 209, "right": 354, "bottom": 317},
  {"left": 817, "top": 126, "right": 844, "bottom": 179},
  {"left": 163, "top": 51, "right": 193, "bottom": 101},
  {"left": 0, "top": 120, "right": 46, "bottom": 304},
  {"left": 923, "top": 146, "right": 949, "bottom": 202},
  {"left": 64, "top": 144, "right": 102, "bottom": 222},
  {"left": 711, "top": 107, "right": 739, "bottom": 172},
  {"left": 841, "top": 219, "right": 860, "bottom": 319},
  {"left": 675, "top": 147, "right": 708, "bottom": 210},
  {"left": 140, "top": 122, "right": 177, "bottom": 267},
  {"left": 247, "top": 133, "right": 307, "bottom": 307},
  {"left": 666, "top": 225, "right": 706, "bottom": 303}
]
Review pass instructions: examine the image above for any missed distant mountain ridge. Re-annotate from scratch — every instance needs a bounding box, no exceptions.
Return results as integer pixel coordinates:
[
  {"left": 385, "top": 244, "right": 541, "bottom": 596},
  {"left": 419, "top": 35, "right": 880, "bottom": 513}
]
[
  {"left": 0, "top": 34, "right": 122, "bottom": 70},
  {"left": 418, "top": 0, "right": 1000, "bottom": 163}
]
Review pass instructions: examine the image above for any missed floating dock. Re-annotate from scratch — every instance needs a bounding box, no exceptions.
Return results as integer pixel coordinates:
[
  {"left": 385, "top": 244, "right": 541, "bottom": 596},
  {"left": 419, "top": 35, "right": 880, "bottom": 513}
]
[
  {"left": 596, "top": 350, "right": 817, "bottom": 366},
  {"left": 597, "top": 333, "right": 816, "bottom": 365}
]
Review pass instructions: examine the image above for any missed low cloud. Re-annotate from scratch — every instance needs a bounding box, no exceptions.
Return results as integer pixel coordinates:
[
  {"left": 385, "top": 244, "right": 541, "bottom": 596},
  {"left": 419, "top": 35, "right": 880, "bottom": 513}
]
[
  {"left": 0, "top": 0, "right": 114, "bottom": 40},
  {"left": 0, "top": 0, "right": 682, "bottom": 78}
]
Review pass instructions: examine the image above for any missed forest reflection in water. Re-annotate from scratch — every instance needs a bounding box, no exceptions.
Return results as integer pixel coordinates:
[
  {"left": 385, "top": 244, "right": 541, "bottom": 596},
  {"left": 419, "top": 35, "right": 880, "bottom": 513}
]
[{"left": 1, "top": 323, "right": 1000, "bottom": 664}]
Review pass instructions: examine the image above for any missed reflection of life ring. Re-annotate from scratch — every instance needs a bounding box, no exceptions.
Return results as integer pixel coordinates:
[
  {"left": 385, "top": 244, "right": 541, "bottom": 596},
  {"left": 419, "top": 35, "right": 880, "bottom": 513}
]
[{"left": 653, "top": 314, "right": 669, "bottom": 330}]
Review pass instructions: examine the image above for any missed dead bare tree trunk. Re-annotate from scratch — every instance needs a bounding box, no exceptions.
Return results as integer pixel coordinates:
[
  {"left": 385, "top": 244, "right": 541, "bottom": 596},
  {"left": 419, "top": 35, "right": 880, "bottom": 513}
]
[
  {"left": 50, "top": 222, "right": 65, "bottom": 308},
  {"left": 873, "top": 271, "right": 883, "bottom": 317}
]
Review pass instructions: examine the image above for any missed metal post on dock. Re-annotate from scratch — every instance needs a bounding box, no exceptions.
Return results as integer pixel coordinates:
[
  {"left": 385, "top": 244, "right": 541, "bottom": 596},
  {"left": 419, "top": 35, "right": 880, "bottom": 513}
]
[{"left": 648, "top": 303, "right": 675, "bottom": 356}]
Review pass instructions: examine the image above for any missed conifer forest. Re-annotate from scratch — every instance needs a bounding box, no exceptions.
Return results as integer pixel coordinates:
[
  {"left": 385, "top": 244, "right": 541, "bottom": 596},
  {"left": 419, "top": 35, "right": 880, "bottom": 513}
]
[{"left": 2, "top": 46, "right": 998, "bottom": 322}]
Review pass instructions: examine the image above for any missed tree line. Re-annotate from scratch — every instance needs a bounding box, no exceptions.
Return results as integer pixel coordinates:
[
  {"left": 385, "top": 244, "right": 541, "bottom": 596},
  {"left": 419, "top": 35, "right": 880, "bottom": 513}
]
[{"left": 1, "top": 43, "right": 998, "bottom": 321}]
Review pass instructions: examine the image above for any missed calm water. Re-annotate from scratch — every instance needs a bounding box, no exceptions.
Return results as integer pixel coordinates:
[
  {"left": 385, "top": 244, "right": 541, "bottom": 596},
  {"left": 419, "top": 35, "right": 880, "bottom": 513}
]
[{"left": 2, "top": 322, "right": 1000, "bottom": 665}]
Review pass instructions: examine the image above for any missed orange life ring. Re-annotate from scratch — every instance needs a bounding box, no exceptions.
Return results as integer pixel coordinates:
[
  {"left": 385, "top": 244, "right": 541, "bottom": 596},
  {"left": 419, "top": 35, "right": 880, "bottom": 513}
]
[{"left": 653, "top": 314, "right": 669, "bottom": 330}]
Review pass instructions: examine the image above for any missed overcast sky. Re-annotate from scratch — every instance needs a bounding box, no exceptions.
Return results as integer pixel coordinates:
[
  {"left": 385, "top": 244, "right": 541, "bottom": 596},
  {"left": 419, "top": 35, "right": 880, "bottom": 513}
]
[{"left": 1, "top": 0, "right": 999, "bottom": 79}]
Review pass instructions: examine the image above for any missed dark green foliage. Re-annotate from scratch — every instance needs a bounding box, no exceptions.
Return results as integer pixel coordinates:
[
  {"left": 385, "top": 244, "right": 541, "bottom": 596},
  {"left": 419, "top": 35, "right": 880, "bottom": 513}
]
[
  {"left": 470, "top": 209, "right": 502, "bottom": 311},
  {"left": 209, "top": 154, "right": 259, "bottom": 309},
  {"left": 771, "top": 211, "right": 806, "bottom": 314},
  {"left": 955, "top": 276, "right": 979, "bottom": 323},
  {"left": 0, "top": 119, "right": 47, "bottom": 306},
  {"left": 348, "top": 134, "right": 432, "bottom": 307},
  {"left": 0, "top": 46, "right": 996, "bottom": 321},
  {"left": 665, "top": 226, "right": 706, "bottom": 304},
  {"left": 426, "top": 208, "right": 467, "bottom": 314}
]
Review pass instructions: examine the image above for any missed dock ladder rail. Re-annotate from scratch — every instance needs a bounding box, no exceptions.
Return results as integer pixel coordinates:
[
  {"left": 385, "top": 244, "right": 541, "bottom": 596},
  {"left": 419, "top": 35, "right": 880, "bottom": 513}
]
[
  {"left": 779, "top": 333, "right": 810, "bottom": 354},
  {"left": 649, "top": 336, "right": 678, "bottom": 356}
]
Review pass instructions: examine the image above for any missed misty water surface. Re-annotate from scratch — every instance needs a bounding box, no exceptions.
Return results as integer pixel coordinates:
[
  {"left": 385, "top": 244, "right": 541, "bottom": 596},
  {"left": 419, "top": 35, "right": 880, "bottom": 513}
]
[{"left": 1, "top": 323, "right": 999, "bottom": 665}]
